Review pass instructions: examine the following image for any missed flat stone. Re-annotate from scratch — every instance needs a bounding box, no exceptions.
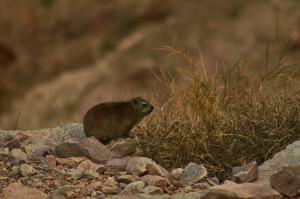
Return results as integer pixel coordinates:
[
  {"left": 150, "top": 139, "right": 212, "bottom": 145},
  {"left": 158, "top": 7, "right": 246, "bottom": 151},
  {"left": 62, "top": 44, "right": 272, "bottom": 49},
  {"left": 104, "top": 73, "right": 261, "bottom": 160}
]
[
  {"left": 198, "top": 183, "right": 283, "bottom": 199},
  {"left": 270, "top": 166, "right": 300, "bottom": 197},
  {"left": 232, "top": 161, "right": 258, "bottom": 183},
  {"left": 108, "top": 138, "right": 138, "bottom": 157},
  {"left": 3, "top": 182, "right": 47, "bottom": 199},
  {"left": 55, "top": 136, "right": 113, "bottom": 163}
]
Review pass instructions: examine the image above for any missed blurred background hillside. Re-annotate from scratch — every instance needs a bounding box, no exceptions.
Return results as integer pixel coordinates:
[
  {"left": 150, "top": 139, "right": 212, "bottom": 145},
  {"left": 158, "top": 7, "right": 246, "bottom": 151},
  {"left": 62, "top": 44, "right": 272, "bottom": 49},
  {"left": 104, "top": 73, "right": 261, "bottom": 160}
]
[{"left": 0, "top": 0, "right": 300, "bottom": 130}]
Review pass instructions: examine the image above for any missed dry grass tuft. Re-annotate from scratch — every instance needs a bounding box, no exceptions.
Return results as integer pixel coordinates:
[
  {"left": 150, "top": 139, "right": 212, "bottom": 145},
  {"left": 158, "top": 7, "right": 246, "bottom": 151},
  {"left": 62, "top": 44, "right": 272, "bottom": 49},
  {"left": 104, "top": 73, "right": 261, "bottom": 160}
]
[{"left": 136, "top": 46, "right": 300, "bottom": 180}]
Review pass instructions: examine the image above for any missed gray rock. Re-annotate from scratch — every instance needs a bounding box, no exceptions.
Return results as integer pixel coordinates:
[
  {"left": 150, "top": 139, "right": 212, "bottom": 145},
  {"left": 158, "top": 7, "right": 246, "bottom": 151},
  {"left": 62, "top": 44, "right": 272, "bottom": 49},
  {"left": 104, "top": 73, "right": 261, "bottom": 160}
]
[{"left": 181, "top": 162, "right": 207, "bottom": 186}]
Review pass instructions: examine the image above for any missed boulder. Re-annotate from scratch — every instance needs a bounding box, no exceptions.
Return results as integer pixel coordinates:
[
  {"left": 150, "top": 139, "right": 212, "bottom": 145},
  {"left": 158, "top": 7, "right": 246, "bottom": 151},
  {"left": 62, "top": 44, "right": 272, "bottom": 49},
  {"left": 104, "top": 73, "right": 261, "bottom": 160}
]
[
  {"left": 199, "top": 183, "right": 282, "bottom": 199},
  {"left": 3, "top": 182, "right": 47, "bottom": 199},
  {"left": 270, "top": 166, "right": 300, "bottom": 197}
]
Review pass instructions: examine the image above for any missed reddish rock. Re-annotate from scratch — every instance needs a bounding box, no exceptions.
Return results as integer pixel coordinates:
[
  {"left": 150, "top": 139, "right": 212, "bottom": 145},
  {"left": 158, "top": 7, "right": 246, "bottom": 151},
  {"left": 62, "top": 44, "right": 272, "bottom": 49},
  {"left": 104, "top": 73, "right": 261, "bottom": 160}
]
[
  {"left": 108, "top": 138, "right": 138, "bottom": 157},
  {"left": 56, "top": 157, "right": 87, "bottom": 168},
  {"left": 142, "top": 175, "right": 168, "bottom": 188},
  {"left": 126, "top": 157, "right": 168, "bottom": 178},
  {"left": 43, "top": 155, "right": 56, "bottom": 169},
  {"left": 3, "top": 182, "right": 47, "bottom": 199},
  {"left": 199, "top": 183, "right": 282, "bottom": 199},
  {"left": 232, "top": 161, "right": 258, "bottom": 183},
  {"left": 270, "top": 166, "right": 300, "bottom": 197},
  {"left": 105, "top": 158, "right": 130, "bottom": 172}
]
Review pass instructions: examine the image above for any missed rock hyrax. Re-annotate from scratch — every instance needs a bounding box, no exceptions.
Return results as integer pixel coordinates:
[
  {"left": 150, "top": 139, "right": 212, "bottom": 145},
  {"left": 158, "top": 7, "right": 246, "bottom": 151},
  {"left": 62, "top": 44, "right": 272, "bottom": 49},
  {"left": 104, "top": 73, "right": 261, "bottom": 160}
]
[{"left": 83, "top": 97, "right": 153, "bottom": 143}]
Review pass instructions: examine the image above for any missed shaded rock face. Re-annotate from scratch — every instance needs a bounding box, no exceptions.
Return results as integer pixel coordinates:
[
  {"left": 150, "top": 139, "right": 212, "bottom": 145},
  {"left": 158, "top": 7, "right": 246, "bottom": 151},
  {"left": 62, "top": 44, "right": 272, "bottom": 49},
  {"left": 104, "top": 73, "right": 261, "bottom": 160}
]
[
  {"left": 270, "top": 166, "right": 300, "bottom": 197},
  {"left": 232, "top": 161, "right": 258, "bottom": 183}
]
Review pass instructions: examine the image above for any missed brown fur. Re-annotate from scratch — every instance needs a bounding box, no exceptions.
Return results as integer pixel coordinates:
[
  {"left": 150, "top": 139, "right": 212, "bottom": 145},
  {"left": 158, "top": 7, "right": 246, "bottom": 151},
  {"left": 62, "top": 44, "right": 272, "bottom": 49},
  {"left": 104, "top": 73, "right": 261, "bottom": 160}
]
[{"left": 83, "top": 97, "right": 153, "bottom": 143}]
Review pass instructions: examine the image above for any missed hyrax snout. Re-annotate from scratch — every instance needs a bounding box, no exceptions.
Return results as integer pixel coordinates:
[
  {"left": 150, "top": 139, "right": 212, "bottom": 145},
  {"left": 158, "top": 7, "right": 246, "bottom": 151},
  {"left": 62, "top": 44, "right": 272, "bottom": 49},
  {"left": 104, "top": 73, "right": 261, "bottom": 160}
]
[{"left": 83, "top": 97, "right": 153, "bottom": 143}]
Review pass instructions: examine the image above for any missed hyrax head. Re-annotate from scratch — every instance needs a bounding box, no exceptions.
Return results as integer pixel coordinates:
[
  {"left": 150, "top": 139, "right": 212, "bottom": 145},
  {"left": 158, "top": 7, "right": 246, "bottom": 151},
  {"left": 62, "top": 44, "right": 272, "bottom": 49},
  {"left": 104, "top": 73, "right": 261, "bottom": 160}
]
[{"left": 131, "top": 97, "right": 153, "bottom": 117}]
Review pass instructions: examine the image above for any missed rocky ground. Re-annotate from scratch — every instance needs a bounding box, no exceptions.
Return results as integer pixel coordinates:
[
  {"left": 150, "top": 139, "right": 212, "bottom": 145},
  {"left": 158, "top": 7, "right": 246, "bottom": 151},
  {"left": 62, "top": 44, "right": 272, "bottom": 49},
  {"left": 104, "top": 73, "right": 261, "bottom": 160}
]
[{"left": 0, "top": 124, "right": 299, "bottom": 198}]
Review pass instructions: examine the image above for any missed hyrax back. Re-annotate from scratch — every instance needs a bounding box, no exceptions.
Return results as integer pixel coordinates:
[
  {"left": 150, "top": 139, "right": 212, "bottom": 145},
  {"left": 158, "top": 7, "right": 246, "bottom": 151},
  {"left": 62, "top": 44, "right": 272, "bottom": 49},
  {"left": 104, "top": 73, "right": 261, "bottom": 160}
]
[{"left": 83, "top": 97, "right": 153, "bottom": 143}]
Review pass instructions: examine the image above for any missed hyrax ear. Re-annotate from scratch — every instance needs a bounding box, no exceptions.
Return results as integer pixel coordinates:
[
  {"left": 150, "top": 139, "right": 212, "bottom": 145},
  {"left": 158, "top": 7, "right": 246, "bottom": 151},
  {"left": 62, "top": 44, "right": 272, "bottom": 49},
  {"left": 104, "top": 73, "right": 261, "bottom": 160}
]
[{"left": 132, "top": 97, "right": 140, "bottom": 105}]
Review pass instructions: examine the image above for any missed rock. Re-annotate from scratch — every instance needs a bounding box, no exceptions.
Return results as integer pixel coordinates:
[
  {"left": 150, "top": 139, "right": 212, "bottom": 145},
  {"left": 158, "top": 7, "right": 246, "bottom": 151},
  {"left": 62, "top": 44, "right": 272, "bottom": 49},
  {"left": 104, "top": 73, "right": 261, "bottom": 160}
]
[
  {"left": 232, "top": 161, "right": 258, "bottom": 183},
  {"left": 126, "top": 157, "right": 168, "bottom": 178},
  {"left": 70, "top": 159, "right": 105, "bottom": 179},
  {"left": 270, "top": 166, "right": 300, "bottom": 197},
  {"left": 43, "top": 155, "right": 56, "bottom": 169},
  {"left": 105, "top": 158, "right": 130, "bottom": 172},
  {"left": 143, "top": 185, "right": 164, "bottom": 194},
  {"left": 192, "top": 182, "right": 212, "bottom": 190},
  {"left": 256, "top": 140, "right": 300, "bottom": 188},
  {"left": 53, "top": 185, "right": 73, "bottom": 197},
  {"left": 0, "top": 147, "right": 9, "bottom": 155},
  {"left": 207, "top": 177, "right": 219, "bottom": 186},
  {"left": 2, "top": 138, "right": 20, "bottom": 149},
  {"left": 56, "top": 156, "right": 87, "bottom": 168},
  {"left": 55, "top": 136, "right": 113, "bottom": 163},
  {"left": 198, "top": 183, "right": 282, "bottom": 199},
  {"left": 108, "top": 138, "right": 138, "bottom": 157},
  {"left": 122, "top": 181, "right": 146, "bottom": 195},
  {"left": 10, "top": 148, "right": 27, "bottom": 161},
  {"left": 20, "top": 164, "right": 37, "bottom": 177},
  {"left": 3, "top": 182, "right": 47, "bottom": 199},
  {"left": 102, "top": 177, "right": 120, "bottom": 195},
  {"left": 142, "top": 175, "right": 168, "bottom": 188},
  {"left": 168, "top": 168, "right": 183, "bottom": 187},
  {"left": 8, "top": 165, "right": 20, "bottom": 176},
  {"left": 181, "top": 162, "right": 207, "bottom": 186},
  {"left": 117, "top": 175, "right": 140, "bottom": 184}
]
